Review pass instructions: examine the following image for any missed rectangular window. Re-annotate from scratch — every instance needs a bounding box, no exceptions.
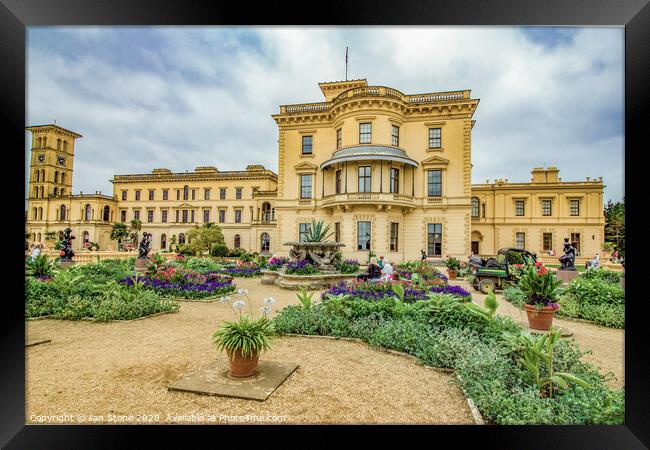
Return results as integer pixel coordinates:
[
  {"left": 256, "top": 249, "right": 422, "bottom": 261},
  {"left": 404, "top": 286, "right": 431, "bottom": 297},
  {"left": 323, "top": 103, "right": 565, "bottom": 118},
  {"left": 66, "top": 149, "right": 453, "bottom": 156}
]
[
  {"left": 302, "top": 135, "right": 313, "bottom": 155},
  {"left": 121, "top": 190, "right": 127, "bottom": 201},
  {"left": 161, "top": 210, "right": 167, "bottom": 223},
  {"left": 176, "top": 190, "right": 180, "bottom": 201},
  {"left": 299, "top": 223, "right": 311, "bottom": 242},
  {"left": 427, "top": 223, "right": 442, "bottom": 256},
  {"left": 471, "top": 198, "right": 480, "bottom": 218},
  {"left": 336, "top": 128, "right": 342, "bottom": 149},
  {"left": 135, "top": 190, "right": 141, "bottom": 201},
  {"left": 182, "top": 210, "right": 188, "bottom": 223},
  {"left": 162, "top": 189, "right": 168, "bottom": 201},
  {"left": 542, "top": 199, "right": 552, "bottom": 216},
  {"left": 148, "top": 190, "right": 154, "bottom": 201},
  {"left": 236, "top": 188, "right": 242, "bottom": 199},
  {"left": 427, "top": 170, "right": 442, "bottom": 197},
  {"left": 357, "top": 221, "right": 371, "bottom": 251},
  {"left": 147, "top": 210, "right": 154, "bottom": 223},
  {"left": 175, "top": 210, "right": 179, "bottom": 222},
  {"left": 191, "top": 210, "right": 195, "bottom": 223},
  {"left": 335, "top": 222, "right": 341, "bottom": 243},
  {"left": 300, "top": 174, "right": 313, "bottom": 199},
  {"left": 120, "top": 210, "right": 126, "bottom": 222},
  {"left": 203, "top": 189, "right": 210, "bottom": 200},
  {"left": 219, "top": 209, "right": 225, "bottom": 223},
  {"left": 515, "top": 232, "right": 526, "bottom": 250},
  {"left": 428, "top": 128, "right": 441, "bottom": 148},
  {"left": 391, "top": 125, "right": 399, "bottom": 147},
  {"left": 335, "top": 170, "right": 342, "bottom": 194},
  {"left": 482, "top": 203, "right": 486, "bottom": 218},
  {"left": 571, "top": 233, "right": 581, "bottom": 256},
  {"left": 359, "top": 123, "right": 372, "bottom": 144},
  {"left": 235, "top": 209, "right": 242, "bottom": 223},
  {"left": 570, "top": 199, "right": 580, "bottom": 216},
  {"left": 358, "top": 166, "right": 371, "bottom": 193},
  {"left": 543, "top": 233, "right": 553, "bottom": 251},
  {"left": 191, "top": 189, "right": 196, "bottom": 201},
  {"left": 133, "top": 209, "right": 140, "bottom": 221},
  {"left": 515, "top": 200, "right": 525, "bottom": 216},
  {"left": 220, "top": 188, "right": 226, "bottom": 199},
  {"left": 390, "top": 222, "right": 399, "bottom": 252},
  {"left": 203, "top": 209, "right": 210, "bottom": 223},
  {"left": 390, "top": 168, "right": 399, "bottom": 194}
]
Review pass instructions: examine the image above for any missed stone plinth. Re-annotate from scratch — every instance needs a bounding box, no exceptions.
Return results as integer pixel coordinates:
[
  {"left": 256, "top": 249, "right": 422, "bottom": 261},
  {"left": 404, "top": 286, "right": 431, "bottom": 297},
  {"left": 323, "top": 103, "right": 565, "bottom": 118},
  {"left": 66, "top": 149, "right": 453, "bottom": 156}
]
[
  {"left": 555, "top": 269, "right": 579, "bottom": 283},
  {"left": 134, "top": 258, "right": 150, "bottom": 273},
  {"left": 59, "top": 260, "right": 75, "bottom": 269},
  {"left": 260, "top": 269, "right": 280, "bottom": 285}
]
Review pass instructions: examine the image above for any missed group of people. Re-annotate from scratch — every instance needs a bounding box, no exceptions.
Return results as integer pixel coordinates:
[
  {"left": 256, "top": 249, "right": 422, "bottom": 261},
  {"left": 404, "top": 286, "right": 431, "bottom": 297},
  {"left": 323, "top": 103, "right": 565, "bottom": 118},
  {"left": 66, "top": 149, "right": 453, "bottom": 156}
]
[
  {"left": 358, "top": 256, "right": 394, "bottom": 282},
  {"left": 29, "top": 243, "right": 43, "bottom": 261}
]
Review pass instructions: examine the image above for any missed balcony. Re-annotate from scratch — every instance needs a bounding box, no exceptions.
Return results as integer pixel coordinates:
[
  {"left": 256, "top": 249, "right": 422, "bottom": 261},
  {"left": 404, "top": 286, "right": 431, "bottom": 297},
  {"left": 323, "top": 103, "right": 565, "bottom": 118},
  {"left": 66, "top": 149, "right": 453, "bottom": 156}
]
[{"left": 321, "top": 192, "right": 415, "bottom": 211}]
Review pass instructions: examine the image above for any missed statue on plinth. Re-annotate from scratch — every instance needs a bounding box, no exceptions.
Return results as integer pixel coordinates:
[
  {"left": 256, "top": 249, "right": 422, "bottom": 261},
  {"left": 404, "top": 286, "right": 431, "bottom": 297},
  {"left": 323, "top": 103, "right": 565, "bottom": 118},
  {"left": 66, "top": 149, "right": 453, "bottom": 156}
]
[
  {"left": 138, "top": 232, "right": 152, "bottom": 260},
  {"left": 59, "top": 228, "right": 75, "bottom": 262},
  {"left": 559, "top": 238, "right": 576, "bottom": 271}
]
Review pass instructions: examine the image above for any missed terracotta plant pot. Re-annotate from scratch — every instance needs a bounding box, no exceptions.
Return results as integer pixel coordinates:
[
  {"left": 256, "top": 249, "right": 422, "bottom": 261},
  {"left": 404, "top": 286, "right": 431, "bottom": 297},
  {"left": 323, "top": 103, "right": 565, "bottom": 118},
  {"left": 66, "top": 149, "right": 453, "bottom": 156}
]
[
  {"left": 447, "top": 269, "right": 457, "bottom": 280},
  {"left": 524, "top": 304, "right": 558, "bottom": 331},
  {"left": 226, "top": 349, "right": 259, "bottom": 378}
]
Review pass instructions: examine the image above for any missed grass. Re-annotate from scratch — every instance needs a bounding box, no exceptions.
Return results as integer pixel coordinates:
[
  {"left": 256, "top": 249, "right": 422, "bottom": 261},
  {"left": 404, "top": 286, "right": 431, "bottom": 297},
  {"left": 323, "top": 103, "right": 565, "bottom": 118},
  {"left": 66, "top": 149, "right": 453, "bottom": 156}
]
[{"left": 545, "top": 264, "right": 587, "bottom": 273}]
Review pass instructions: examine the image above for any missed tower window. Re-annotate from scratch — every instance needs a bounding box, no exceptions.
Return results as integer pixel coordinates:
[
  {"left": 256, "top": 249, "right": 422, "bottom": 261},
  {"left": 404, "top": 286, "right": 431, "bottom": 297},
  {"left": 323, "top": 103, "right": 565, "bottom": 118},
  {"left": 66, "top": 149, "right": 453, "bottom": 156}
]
[{"left": 359, "top": 123, "right": 372, "bottom": 144}]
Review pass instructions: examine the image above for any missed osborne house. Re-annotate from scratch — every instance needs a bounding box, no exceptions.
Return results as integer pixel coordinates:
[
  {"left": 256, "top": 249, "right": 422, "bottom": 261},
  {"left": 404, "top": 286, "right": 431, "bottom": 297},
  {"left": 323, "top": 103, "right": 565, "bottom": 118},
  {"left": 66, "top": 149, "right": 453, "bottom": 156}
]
[{"left": 25, "top": 79, "right": 605, "bottom": 261}]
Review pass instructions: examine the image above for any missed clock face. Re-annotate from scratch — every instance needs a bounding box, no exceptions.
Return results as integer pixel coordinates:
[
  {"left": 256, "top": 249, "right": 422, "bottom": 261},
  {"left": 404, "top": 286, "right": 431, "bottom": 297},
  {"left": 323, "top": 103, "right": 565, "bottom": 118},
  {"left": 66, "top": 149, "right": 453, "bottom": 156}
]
[
  {"left": 57, "top": 156, "right": 66, "bottom": 166},
  {"left": 37, "top": 154, "right": 45, "bottom": 162}
]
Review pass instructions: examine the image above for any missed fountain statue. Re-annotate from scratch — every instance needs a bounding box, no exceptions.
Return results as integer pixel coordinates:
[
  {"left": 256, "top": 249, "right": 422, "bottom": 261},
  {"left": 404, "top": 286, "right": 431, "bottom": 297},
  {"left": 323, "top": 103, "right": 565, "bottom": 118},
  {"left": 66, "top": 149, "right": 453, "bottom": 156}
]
[
  {"left": 559, "top": 238, "right": 576, "bottom": 271},
  {"left": 138, "top": 232, "right": 152, "bottom": 259}
]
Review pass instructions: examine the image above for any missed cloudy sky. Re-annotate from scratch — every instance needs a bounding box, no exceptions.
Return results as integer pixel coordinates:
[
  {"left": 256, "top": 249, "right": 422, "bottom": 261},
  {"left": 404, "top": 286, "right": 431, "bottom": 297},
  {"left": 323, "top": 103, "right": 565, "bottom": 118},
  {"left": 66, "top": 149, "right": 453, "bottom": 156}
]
[{"left": 26, "top": 26, "right": 624, "bottom": 203}]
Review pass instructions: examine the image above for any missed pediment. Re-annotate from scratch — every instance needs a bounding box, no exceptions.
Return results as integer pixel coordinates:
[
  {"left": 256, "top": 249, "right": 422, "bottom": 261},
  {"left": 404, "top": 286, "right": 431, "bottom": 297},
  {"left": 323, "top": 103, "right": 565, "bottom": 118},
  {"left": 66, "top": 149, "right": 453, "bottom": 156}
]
[
  {"left": 294, "top": 161, "right": 319, "bottom": 172},
  {"left": 421, "top": 155, "right": 450, "bottom": 166},
  {"left": 176, "top": 202, "right": 194, "bottom": 208}
]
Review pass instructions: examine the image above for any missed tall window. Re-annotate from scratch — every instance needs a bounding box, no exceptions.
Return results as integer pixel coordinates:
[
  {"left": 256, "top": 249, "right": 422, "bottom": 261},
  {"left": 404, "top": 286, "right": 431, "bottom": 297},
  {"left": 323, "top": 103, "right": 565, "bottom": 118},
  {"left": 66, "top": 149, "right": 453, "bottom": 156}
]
[
  {"left": 302, "top": 135, "right": 313, "bottom": 155},
  {"left": 299, "top": 223, "right": 311, "bottom": 242},
  {"left": 183, "top": 185, "right": 189, "bottom": 201},
  {"left": 543, "top": 233, "right": 553, "bottom": 251},
  {"left": 427, "top": 170, "right": 442, "bottom": 197},
  {"left": 357, "top": 221, "right": 371, "bottom": 251},
  {"left": 391, "top": 125, "right": 399, "bottom": 146},
  {"left": 175, "top": 210, "right": 179, "bottom": 222},
  {"left": 471, "top": 197, "right": 480, "bottom": 218},
  {"left": 427, "top": 223, "right": 442, "bottom": 256},
  {"left": 120, "top": 210, "right": 126, "bottom": 222},
  {"left": 390, "top": 222, "right": 399, "bottom": 252},
  {"left": 236, "top": 188, "right": 242, "bottom": 199},
  {"left": 390, "top": 168, "right": 399, "bottom": 194},
  {"left": 262, "top": 202, "right": 272, "bottom": 222},
  {"left": 204, "top": 189, "right": 210, "bottom": 200},
  {"left": 147, "top": 210, "right": 154, "bottom": 223},
  {"left": 161, "top": 209, "right": 167, "bottom": 223},
  {"left": 103, "top": 206, "right": 110, "bottom": 222},
  {"left": 358, "top": 166, "right": 371, "bottom": 193},
  {"left": 178, "top": 233, "right": 185, "bottom": 245},
  {"left": 61, "top": 172, "right": 66, "bottom": 185},
  {"left": 191, "top": 210, "right": 195, "bottom": 223},
  {"left": 63, "top": 141, "right": 68, "bottom": 152},
  {"left": 234, "top": 234, "right": 241, "bottom": 248},
  {"left": 428, "top": 128, "right": 441, "bottom": 148},
  {"left": 54, "top": 187, "right": 59, "bottom": 196},
  {"left": 300, "top": 174, "right": 313, "bottom": 199},
  {"left": 515, "top": 232, "right": 526, "bottom": 250},
  {"left": 54, "top": 172, "right": 59, "bottom": 183},
  {"left": 135, "top": 190, "right": 141, "bottom": 201},
  {"left": 163, "top": 189, "right": 169, "bottom": 200},
  {"left": 219, "top": 209, "right": 225, "bottom": 223},
  {"left": 134, "top": 209, "right": 140, "bottom": 221},
  {"left": 335, "top": 170, "right": 342, "bottom": 194},
  {"left": 515, "top": 200, "right": 525, "bottom": 216},
  {"left": 570, "top": 199, "right": 580, "bottom": 216},
  {"left": 38, "top": 207, "right": 43, "bottom": 220},
  {"left": 359, "top": 123, "right": 372, "bottom": 144},
  {"left": 334, "top": 222, "right": 341, "bottom": 243},
  {"left": 220, "top": 188, "right": 226, "bottom": 199},
  {"left": 148, "top": 190, "right": 155, "bottom": 201},
  {"left": 176, "top": 190, "right": 180, "bottom": 201},
  {"left": 122, "top": 190, "right": 127, "bottom": 201},
  {"left": 336, "top": 128, "right": 342, "bottom": 149},
  {"left": 571, "top": 233, "right": 581, "bottom": 256},
  {"left": 191, "top": 189, "right": 196, "bottom": 201},
  {"left": 84, "top": 204, "right": 92, "bottom": 221},
  {"left": 161, "top": 234, "right": 167, "bottom": 250},
  {"left": 83, "top": 231, "right": 89, "bottom": 244},
  {"left": 182, "top": 210, "right": 188, "bottom": 223},
  {"left": 541, "top": 199, "right": 552, "bottom": 216},
  {"left": 235, "top": 209, "right": 242, "bottom": 223},
  {"left": 57, "top": 139, "right": 62, "bottom": 150},
  {"left": 203, "top": 209, "right": 210, "bottom": 223},
  {"left": 260, "top": 233, "right": 270, "bottom": 252}
]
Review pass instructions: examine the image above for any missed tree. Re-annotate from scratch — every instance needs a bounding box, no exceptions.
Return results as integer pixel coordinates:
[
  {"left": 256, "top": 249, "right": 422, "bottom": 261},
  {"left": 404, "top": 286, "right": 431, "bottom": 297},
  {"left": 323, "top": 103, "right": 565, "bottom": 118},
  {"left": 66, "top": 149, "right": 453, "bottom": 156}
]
[
  {"left": 604, "top": 199, "right": 625, "bottom": 254},
  {"left": 185, "top": 222, "right": 225, "bottom": 256},
  {"left": 110, "top": 222, "right": 129, "bottom": 251},
  {"left": 129, "top": 219, "right": 142, "bottom": 245}
]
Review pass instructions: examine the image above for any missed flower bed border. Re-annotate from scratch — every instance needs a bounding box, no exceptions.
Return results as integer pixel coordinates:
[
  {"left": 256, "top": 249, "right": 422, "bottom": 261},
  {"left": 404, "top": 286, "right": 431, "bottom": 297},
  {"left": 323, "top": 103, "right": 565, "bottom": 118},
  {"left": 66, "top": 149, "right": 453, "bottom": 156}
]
[
  {"left": 26, "top": 310, "right": 179, "bottom": 323},
  {"left": 282, "top": 333, "right": 484, "bottom": 425}
]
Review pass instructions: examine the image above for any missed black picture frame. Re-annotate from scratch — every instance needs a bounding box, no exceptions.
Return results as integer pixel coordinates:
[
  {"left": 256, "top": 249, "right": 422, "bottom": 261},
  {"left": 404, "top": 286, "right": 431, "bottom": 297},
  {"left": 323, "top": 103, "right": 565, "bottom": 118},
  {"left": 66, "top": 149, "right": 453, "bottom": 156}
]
[{"left": 1, "top": 0, "right": 647, "bottom": 447}]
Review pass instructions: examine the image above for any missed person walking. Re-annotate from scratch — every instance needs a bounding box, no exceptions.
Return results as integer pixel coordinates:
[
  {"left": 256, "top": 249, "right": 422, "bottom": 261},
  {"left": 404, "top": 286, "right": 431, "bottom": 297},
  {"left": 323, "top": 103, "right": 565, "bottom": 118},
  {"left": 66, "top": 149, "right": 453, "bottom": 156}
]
[
  {"left": 421, "top": 250, "right": 427, "bottom": 261},
  {"left": 30, "top": 243, "right": 41, "bottom": 262}
]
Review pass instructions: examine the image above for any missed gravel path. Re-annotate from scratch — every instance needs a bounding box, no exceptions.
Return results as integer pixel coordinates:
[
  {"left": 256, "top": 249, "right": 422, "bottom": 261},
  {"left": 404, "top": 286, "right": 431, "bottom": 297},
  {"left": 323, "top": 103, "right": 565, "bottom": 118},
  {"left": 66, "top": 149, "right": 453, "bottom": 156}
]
[
  {"left": 450, "top": 279, "right": 624, "bottom": 389},
  {"left": 26, "top": 278, "right": 474, "bottom": 425}
]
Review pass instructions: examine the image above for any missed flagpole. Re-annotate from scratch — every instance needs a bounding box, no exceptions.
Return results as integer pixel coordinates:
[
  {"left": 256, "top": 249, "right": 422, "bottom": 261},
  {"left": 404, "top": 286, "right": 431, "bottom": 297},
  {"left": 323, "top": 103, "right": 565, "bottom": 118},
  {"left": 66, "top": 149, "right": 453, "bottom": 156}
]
[{"left": 345, "top": 46, "right": 348, "bottom": 81}]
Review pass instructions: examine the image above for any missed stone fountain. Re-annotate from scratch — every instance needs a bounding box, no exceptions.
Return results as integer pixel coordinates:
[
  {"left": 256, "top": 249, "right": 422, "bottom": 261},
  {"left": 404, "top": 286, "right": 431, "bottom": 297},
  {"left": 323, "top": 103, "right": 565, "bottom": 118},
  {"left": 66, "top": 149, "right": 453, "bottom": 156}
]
[{"left": 285, "top": 241, "right": 346, "bottom": 274}]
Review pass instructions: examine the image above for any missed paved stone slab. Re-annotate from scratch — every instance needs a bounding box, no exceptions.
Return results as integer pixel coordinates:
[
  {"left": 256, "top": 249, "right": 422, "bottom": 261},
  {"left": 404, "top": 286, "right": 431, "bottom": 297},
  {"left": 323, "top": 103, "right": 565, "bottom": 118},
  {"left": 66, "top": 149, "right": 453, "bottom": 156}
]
[{"left": 168, "top": 360, "right": 298, "bottom": 401}]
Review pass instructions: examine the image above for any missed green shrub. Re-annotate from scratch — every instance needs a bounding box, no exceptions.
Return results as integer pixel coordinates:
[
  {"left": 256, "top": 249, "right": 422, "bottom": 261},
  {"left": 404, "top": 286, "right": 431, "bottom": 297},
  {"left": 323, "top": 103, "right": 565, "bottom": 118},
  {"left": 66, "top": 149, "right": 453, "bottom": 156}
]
[
  {"left": 580, "top": 268, "right": 622, "bottom": 284},
  {"left": 184, "top": 257, "right": 223, "bottom": 273},
  {"left": 210, "top": 244, "right": 230, "bottom": 257},
  {"left": 557, "top": 295, "right": 625, "bottom": 328},
  {"left": 503, "top": 286, "right": 526, "bottom": 307},
  {"left": 564, "top": 278, "right": 624, "bottom": 306}
]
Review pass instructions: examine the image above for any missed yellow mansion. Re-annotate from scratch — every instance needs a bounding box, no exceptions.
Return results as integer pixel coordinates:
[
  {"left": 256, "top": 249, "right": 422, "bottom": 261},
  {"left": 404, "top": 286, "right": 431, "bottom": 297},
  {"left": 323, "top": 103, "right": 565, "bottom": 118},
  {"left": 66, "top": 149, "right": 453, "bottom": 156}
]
[{"left": 25, "top": 79, "right": 605, "bottom": 261}]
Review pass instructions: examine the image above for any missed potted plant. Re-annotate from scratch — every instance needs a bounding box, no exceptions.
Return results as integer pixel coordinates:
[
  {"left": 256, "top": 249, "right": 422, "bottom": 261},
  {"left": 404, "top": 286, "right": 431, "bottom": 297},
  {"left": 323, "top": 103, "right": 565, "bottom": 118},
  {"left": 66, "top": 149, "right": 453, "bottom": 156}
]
[
  {"left": 444, "top": 256, "right": 461, "bottom": 280},
  {"left": 518, "top": 262, "right": 562, "bottom": 331},
  {"left": 212, "top": 289, "right": 276, "bottom": 378}
]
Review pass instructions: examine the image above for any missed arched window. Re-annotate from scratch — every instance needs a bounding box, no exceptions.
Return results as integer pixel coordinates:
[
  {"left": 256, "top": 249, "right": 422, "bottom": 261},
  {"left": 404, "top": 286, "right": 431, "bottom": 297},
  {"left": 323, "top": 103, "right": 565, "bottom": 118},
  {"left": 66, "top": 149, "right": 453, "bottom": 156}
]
[
  {"left": 33, "top": 187, "right": 38, "bottom": 198},
  {"left": 60, "top": 204, "right": 66, "bottom": 221},
  {"left": 61, "top": 172, "right": 66, "bottom": 185},
  {"left": 32, "top": 207, "right": 37, "bottom": 220},
  {"left": 36, "top": 137, "right": 41, "bottom": 148},
  {"left": 54, "top": 172, "right": 59, "bottom": 183},
  {"left": 38, "top": 207, "right": 43, "bottom": 220},
  {"left": 260, "top": 233, "right": 270, "bottom": 252},
  {"left": 471, "top": 197, "right": 480, "bottom": 218},
  {"left": 54, "top": 187, "right": 59, "bottom": 196},
  {"left": 57, "top": 139, "right": 62, "bottom": 150},
  {"left": 161, "top": 234, "right": 167, "bottom": 250},
  {"left": 183, "top": 185, "right": 189, "bottom": 201},
  {"left": 63, "top": 141, "right": 68, "bottom": 152},
  {"left": 60, "top": 188, "right": 65, "bottom": 196},
  {"left": 262, "top": 202, "right": 272, "bottom": 222},
  {"left": 40, "top": 186, "right": 44, "bottom": 198},
  {"left": 84, "top": 204, "right": 92, "bottom": 221},
  {"left": 37, "top": 233, "right": 41, "bottom": 242},
  {"left": 178, "top": 233, "right": 185, "bottom": 244},
  {"left": 234, "top": 234, "right": 241, "bottom": 248},
  {"left": 83, "top": 231, "right": 90, "bottom": 244},
  {"left": 42, "top": 137, "right": 47, "bottom": 148},
  {"left": 103, "top": 205, "right": 110, "bottom": 221},
  {"left": 34, "top": 170, "right": 39, "bottom": 182}
]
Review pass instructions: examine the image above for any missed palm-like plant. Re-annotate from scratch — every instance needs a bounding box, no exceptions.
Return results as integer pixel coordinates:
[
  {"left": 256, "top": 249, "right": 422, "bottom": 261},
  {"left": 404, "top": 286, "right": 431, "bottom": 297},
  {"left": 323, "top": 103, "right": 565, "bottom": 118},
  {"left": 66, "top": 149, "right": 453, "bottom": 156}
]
[
  {"left": 110, "top": 222, "right": 129, "bottom": 251},
  {"left": 212, "top": 316, "right": 275, "bottom": 359},
  {"left": 296, "top": 287, "right": 314, "bottom": 310},
  {"left": 26, "top": 254, "right": 58, "bottom": 278},
  {"left": 129, "top": 219, "right": 142, "bottom": 245},
  {"left": 304, "top": 220, "right": 334, "bottom": 243}
]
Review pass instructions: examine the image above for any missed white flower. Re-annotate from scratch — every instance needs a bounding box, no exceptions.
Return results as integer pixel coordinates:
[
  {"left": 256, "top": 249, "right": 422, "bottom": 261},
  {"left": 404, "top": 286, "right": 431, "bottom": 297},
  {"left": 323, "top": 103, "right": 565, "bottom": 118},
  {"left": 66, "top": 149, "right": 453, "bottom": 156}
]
[
  {"left": 218, "top": 296, "right": 230, "bottom": 304},
  {"left": 232, "top": 300, "right": 246, "bottom": 310},
  {"left": 260, "top": 306, "right": 273, "bottom": 315},
  {"left": 263, "top": 297, "right": 276, "bottom": 306},
  {"left": 237, "top": 288, "right": 248, "bottom": 295}
]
